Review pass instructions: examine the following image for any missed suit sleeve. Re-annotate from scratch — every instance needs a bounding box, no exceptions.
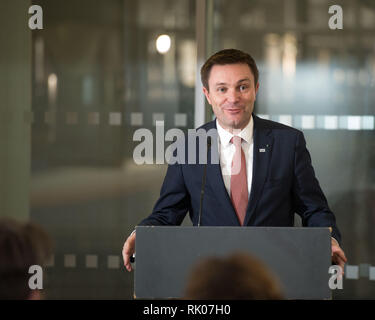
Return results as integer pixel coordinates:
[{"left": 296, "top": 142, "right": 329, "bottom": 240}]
[
  {"left": 138, "top": 163, "right": 190, "bottom": 226},
  {"left": 292, "top": 131, "right": 342, "bottom": 244}
]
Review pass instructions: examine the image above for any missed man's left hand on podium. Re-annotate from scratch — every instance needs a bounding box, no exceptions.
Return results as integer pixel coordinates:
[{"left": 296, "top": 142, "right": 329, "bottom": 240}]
[{"left": 331, "top": 237, "right": 347, "bottom": 274}]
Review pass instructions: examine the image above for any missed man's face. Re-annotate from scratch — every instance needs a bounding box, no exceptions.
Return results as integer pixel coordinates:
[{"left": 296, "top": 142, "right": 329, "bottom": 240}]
[{"left": 203, "top": 63, "right": 259, "bottom": 132}]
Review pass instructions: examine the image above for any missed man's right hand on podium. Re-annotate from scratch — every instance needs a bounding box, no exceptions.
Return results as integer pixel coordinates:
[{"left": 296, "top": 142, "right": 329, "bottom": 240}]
[{"left": 122, "top": 231, "right": 136, "bottom": 272}]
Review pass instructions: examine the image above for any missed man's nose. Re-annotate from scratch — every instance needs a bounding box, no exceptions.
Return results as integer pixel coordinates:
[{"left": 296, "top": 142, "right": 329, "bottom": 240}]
[{"left": 227, "top": 89, "right": 240, "bottom": 103}]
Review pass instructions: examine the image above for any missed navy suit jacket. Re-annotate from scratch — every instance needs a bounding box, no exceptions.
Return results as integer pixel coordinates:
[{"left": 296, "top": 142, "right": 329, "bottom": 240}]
[{"left": 139, "top": 114, "right": 342, "bottom": 243}]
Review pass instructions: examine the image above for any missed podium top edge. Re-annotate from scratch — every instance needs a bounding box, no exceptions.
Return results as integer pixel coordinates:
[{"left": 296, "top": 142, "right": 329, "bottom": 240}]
[{"left": 136, "top": 226, "right": 331, "bottom": 231}]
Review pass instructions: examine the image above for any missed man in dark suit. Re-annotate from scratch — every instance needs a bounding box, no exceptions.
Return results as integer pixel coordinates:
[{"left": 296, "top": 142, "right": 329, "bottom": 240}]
[{"left": 123, "top": 49, "right": 347, "bottom": 272}]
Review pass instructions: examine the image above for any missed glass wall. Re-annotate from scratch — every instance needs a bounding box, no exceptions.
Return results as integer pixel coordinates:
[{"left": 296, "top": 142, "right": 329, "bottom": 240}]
[
  {"left": 211, "top": 0, "right": 375, "bottom": 299},
  {"left": 29, "top": 0, "right": 196, "bottom": 299}
]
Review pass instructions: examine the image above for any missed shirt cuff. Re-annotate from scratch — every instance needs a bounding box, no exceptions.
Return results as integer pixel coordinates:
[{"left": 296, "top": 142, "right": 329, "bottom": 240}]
[{"left": 331, "top": 237, "right": 339, "bottom": 246}]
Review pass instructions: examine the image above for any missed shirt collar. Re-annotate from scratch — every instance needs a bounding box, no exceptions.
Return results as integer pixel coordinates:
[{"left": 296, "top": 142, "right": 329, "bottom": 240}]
[{"left": 216, "top": 115, "right": 254, "bottom": 147}]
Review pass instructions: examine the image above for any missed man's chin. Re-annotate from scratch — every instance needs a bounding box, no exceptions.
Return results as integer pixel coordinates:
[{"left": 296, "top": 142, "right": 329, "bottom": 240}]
[
  {"left": 220, "top": 119, "right": 249, "bottom": 131},
  {"left": 229, "top": 116, "right": 250, "bottom": 130}
]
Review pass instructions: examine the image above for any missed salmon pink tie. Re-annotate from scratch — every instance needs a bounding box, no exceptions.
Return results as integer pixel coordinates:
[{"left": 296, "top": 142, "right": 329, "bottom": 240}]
[{"left": 230, "top": 136, "right": 248, "bottom": 226}]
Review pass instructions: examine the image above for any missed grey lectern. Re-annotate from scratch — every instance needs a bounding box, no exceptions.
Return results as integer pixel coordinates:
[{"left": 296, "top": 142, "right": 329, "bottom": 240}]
[{"left": 134, "top": 226, "right": 332, "bottom": 300}]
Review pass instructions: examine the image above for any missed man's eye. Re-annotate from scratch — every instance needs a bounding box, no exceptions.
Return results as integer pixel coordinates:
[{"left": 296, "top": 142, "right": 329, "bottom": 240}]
[
  {"left": 218, "top": 87, "right": 226, "bottom": 93},
  {"left": 239, "top": 85, "right": 248, "bottom": 91}
]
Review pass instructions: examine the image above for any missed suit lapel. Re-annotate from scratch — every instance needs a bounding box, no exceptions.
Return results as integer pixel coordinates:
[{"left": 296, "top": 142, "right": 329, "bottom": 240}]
[
  {"left": 206, "top": 161, "right": 240, "bottom": 225},
  {"left": 244, "top": 115, "right": 274, "bottom": 225},
  {"left": 204, "top": 120, "right": 240, "bottom": 225}
]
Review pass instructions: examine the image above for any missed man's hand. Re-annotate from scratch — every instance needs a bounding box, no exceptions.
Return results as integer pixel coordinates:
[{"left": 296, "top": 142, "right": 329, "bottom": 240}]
[
  {"left": 331, "top": 237, "right": 347, "bottom": 273},
  {"left": 122, "top": 231, "right": 136, "bottom": 272}
]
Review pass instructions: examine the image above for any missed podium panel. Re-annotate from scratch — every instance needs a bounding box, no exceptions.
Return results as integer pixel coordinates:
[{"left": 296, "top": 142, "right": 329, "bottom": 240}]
[{"left": 135, "top": 226, "right": 331, "bottom": 299}]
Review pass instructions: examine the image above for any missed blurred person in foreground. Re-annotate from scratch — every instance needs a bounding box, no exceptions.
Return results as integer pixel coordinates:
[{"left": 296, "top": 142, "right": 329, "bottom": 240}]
[
  {"left": 184, "top": 252, "right": 284, "bottom": 300},
  {"left": 0, "top": 218, "right": 53, "bottom": 300}
]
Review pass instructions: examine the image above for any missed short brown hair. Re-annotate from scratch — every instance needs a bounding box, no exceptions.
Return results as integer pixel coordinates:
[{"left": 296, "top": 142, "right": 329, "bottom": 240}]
[
  {"left": 201, "top": 49, "right": 259, "bottom": 91},
  {"left": 184, "top": 252, "right": 284, "bottom": 300},
  {"left": 0, "top": 218, "right": 53, "bottom": 299}
]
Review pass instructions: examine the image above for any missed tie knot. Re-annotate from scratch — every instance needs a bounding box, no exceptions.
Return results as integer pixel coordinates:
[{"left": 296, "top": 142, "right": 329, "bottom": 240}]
[{"left": 230, "top": 135, "right": 242, "bottom": 146}]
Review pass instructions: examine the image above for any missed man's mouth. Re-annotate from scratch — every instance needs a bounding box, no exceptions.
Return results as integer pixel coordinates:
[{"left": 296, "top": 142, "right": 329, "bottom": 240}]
[{"left": 224, "top": 108, "right": 242, "bottom": 114}]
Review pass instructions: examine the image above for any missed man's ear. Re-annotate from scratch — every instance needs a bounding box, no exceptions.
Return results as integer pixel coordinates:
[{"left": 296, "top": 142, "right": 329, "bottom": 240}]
[
  {"left": 202, "top": 86, "right": 212, "bottom": 105},
  {"left": 254, "top": 82, "right": 260, "bottom": 100}
]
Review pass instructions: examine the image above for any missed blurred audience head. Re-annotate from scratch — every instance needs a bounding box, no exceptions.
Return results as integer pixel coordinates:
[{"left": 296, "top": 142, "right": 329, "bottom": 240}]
[
  {"left": 184, "top": 252, "right": 284, "bottom": 300},
  {"left": 0, "top": 217, "right": 53, "bottom": 300}
]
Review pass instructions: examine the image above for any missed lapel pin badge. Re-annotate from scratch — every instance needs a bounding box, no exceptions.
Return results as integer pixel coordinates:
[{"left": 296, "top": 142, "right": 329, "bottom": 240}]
[{"left": 259, "top": 148, "right": 266, "bottom": 152}]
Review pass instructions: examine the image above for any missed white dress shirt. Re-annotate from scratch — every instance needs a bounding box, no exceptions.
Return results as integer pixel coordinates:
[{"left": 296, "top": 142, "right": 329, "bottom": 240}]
[{"left": 216, "top": 116, "right": 254, "bottom": 198}]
